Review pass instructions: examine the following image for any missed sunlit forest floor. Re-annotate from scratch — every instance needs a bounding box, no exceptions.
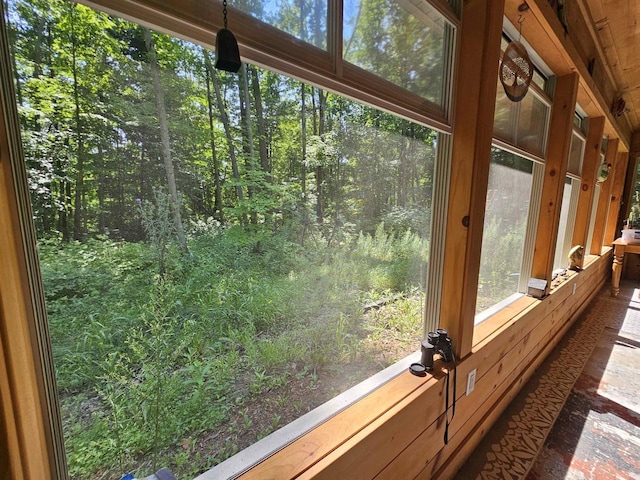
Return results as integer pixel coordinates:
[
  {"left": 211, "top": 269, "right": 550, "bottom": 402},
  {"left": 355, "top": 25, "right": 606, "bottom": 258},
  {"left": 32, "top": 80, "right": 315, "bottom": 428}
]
[{"left": 42, "top": 224, "right": 425, "bottom": 479}]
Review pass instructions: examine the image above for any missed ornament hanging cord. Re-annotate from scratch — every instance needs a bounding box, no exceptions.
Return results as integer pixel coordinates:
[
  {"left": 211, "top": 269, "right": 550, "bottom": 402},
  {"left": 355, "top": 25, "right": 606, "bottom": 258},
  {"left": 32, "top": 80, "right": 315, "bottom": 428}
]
[
  {"left": 223, "top": 0, "right": 228, "bottom": 29},
  {"left": 517, "top": 14, "right": 525, "bottom": 41}
]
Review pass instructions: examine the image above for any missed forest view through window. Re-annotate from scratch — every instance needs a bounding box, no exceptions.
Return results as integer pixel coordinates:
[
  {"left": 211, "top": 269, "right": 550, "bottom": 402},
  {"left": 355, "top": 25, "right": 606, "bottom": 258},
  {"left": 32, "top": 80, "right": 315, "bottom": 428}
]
[
  {"left": 476, "top": 148, "right": 534, "bottom": 315},
  {"left": 6, "top": 0, "right": 439, "bottom": 478}
]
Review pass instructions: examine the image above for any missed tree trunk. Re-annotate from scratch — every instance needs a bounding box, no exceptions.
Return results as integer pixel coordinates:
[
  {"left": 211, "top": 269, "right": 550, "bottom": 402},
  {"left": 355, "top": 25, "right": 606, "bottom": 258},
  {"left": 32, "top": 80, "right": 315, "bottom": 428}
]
[
  {"left": 397, "top": 125, "right": 407, "bottom": 208},
  {"left": 239, "top": 63, "right": 257, "bottom": 224},
  {"left": 203, "top": 51, "right": 245, "bottom": 216},
  {"left": 250, "top": 68, "right": 270, "bottom": 178},
  {"left": 63, "top": 179, "right": 72, "bottom": 241},
  {"left": 301, "top": 82, "right": 307, "bottom": 201},
  {"left": 204, "top": 56, "right": 223, "bottom": 222},
  {"left": 97, "top": 144, "right": 105, "bottom": 233},
  {"left": 315, "top": 87, "right": 327, "bottom": 224},
  {"left": 5, "top": 10, "right": 23, "bottom": 105},
  {"left": 71, "top": 5, "right": 85, "bottom": 240},
  {"left": 144, "top": 28, "right": 188, "bottom": 253}
]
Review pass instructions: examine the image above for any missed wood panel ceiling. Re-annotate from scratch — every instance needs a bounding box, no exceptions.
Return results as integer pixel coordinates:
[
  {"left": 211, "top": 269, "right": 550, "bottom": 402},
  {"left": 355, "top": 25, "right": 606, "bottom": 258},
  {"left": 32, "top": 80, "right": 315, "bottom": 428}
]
[{"left": 584, "top": 0, "right": 640, "bottom": 133}]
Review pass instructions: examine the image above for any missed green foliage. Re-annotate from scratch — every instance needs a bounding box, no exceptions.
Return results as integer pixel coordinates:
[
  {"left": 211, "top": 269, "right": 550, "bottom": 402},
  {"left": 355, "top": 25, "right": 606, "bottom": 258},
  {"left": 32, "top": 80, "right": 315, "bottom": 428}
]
[
  {"left": 43, "top": 222, "right": 426, "bottom": 478},
  {"left": 476, "top": 217, "right": 526, "bottom": 313},
  {"left": 351, "top": 223, "right": 429, "bottom": 291},
  {"left": 8, "top": 0, "right": 440, "bottom": 477}
]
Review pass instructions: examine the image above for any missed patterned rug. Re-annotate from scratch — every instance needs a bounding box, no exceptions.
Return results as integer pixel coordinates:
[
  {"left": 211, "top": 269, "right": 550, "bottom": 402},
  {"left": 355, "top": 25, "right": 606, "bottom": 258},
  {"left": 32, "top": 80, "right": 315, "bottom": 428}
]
[
  {"left": 455, "top": 283, "right": 639, "bottom": 480},
  {"left": 527, "top": 284, "right": 640, "bottom": 479}
]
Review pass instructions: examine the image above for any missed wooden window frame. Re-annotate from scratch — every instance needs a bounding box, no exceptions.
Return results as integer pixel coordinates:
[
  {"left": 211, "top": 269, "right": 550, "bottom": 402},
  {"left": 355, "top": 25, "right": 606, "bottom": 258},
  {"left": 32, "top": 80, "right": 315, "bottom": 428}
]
[
  {"left": 2, "top": 0, "right": 461, "bottom": 478},
  {"left": 474, "top": 30, "right": 554, "bottom": 323},
  {"left": 80, "top": 0, "right": 459, "bottom": 133},
  {"left": 0, "top": 0, "right": 626, "bottom": 478}
]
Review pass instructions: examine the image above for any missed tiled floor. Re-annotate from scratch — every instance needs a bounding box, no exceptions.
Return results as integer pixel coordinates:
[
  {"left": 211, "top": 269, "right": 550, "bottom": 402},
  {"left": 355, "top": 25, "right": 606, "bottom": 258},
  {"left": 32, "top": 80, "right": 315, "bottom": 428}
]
[
  {"left": 455, "top": 280, "right": 640, "bottom": 480},
  {"left": 528, "top": 282, "right": 640, "bottom": 480}
]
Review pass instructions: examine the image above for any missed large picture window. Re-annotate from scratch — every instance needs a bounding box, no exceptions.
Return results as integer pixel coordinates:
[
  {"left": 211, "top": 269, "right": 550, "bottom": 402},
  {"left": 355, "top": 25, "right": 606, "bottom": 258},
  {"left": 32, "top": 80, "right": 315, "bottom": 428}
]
[
  {"left": 476, "top": 148, "right": 534, "bottom": 316},
  {"left": 234, "top": 0, "right": 327, "bottom": 49},
  {"left": 552, "top": 126, "right": 585, "bottom": 272},
  {"left": 477, "top": 30, "right": 551, "bottom": 320},
  {"left": 5, "top": 0, "right": 451, "bottom": 477},
  {"left": 343, "top": 0, "right": 451, "bottom": 107},
  {"left": 553, "top": 177, "right": 580, "bottom": 271}
]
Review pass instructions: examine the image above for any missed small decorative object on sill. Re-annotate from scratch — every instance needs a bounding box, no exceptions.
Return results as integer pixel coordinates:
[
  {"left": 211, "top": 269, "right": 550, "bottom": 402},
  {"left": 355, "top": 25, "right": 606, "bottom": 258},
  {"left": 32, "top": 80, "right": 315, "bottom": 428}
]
[
  {"left": 500, "top": 16, "right": 533, "bottom": 102},
  {"left": 527, "top": 277, "right": 547, "bottom": 299},
  {"left": 215, "top": 0, "right": 241, "bottom": 73},
  {"left": 568, "top": 245, "right": 584, "bottom": 271},
  {"left": 596, "top": 162, "right": 611, "bottom": 183}
]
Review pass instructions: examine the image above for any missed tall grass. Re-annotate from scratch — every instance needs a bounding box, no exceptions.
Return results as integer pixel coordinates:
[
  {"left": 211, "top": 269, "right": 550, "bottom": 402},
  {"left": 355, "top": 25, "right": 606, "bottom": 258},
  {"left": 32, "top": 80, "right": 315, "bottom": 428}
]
[{"left": 41, "top": 223, "right": 428, "bottom": 478}]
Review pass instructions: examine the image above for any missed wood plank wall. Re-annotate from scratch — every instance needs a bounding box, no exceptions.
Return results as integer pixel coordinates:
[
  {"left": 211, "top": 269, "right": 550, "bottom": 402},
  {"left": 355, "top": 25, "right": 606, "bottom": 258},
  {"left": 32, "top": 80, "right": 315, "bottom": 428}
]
[
  {"left": 237, "top": 252, "right": 612, "bottom": 479},
  {"left": 0, "top": 0, "right": 628, "bottom": 478}
]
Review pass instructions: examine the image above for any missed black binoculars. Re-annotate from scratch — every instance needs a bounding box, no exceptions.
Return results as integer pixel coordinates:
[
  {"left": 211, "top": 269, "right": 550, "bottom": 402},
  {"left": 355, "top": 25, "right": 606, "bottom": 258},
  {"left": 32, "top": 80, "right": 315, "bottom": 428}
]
[{"left": 420, "top": 328, "right": 455, "bottom": 371}]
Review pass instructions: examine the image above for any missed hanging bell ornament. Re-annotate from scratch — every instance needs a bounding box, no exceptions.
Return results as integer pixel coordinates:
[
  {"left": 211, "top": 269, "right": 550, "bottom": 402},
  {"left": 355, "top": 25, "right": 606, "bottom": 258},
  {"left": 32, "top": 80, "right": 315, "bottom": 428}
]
[{"left": 215, "top": 0, "right": 241, "bottom": 73}]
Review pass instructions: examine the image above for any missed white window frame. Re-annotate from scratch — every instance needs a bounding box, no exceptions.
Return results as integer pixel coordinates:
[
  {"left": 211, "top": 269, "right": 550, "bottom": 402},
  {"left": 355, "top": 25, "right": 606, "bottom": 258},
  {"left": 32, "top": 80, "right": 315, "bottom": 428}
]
[{"left": 567, "top": 127, "right": 587, "bottom": 178}]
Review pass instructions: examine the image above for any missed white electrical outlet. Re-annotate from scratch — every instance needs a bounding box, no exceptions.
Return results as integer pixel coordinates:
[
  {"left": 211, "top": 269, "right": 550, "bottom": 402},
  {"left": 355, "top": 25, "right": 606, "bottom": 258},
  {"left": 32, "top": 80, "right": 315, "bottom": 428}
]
[{"left": 466, "top": 368, "right": 476, "bottom": 396}]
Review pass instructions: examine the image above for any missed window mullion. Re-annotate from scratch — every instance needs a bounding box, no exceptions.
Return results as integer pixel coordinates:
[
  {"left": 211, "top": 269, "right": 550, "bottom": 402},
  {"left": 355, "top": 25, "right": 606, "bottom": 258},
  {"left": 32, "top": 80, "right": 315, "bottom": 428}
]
[
  {"left": 424, "top": 133, "right": 452, "bottom": 336},
  {"left": 518, "top": 161, "right": 544, "bottom": 292},
  {"left": 564, "top": 179, "right": 581, "bottom": 256}
]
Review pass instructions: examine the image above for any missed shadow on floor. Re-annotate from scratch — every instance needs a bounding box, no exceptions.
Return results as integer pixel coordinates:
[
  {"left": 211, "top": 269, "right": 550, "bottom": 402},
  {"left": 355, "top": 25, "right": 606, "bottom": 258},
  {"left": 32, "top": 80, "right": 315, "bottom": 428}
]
[
  {"left": 527, "top": 280, "right": 640, "bottom": 480},
  {"left": 455, "top": 280, "right": 640, "bottom": 480}
]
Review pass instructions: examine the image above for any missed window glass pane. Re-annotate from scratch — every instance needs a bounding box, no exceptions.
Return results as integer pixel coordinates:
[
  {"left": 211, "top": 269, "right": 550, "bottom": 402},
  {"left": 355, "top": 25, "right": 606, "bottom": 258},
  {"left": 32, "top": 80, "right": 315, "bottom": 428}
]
[
  {"left": 500, "top": 34, "right": 510, "bottom": 51},
  {"left": 573, "top": 112, "right": 583, "bottom": 129},
  {"left": 532, "top": 69, "right": 546, "bottom": 91},
  {"left": 567, "top": 130, "right": 585, "bottom": 176},
  {"left": 8, "top": 2, "right": 437, "bottom": 476},
  {"left": 343, "top": 0, "right": 448, "bottom": 105},
  {"left": 627, "top": 160, "right": 640, "bottom": 228},
  {"left": 494, "top": 35, "right": 549, "bottom": 156},
  {"left": 553, "top": 178, "right": 574, "bottom": 271},
  {"left": 516, "top": 90, "right": 549, "bottom": 156},
  {"left": 476, "top": 148, "right": 533, "bottom": 315},
  {"left": 494, "top": 77, "right": 516, "bottom": 142},
  {"left": 234, "top": 0, "right": 327, "bottom": 49}
]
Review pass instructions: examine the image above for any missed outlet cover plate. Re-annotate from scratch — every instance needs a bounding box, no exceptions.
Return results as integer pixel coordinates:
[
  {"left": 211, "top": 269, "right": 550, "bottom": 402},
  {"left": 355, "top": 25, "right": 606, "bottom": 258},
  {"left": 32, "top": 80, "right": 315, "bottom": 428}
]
[{"left": 466, "top": 368, "right": 476, "bottom": 396}]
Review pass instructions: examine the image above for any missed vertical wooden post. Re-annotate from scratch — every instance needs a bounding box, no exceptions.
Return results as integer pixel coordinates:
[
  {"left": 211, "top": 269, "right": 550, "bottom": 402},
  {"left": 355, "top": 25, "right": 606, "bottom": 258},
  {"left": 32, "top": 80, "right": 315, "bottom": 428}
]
[
  {"left": 619, "top": 157, "right": 638, "bottom": 225},
  {"left": 0, "top": 3, "right": 62, "bottom": 477},
  {"left": 617, "top": 131, "right": 640, "bottom": 232},
  {"left": 439, "top": 0, "right": 504, "bottom": 359},
  {"left": 571, "top": 116, "right": 605, "bottom": 268},
  {"left": 0, "top": 97, "right": 54, "bottom": 480},
  {"left": 531, "top": 73, "right": 579, "bottom": 293},
  {"left": 590, "top": 138, "right": 619, "bottom": 254},
  {"left": 619, "top": 132, "right": 640, "bottom": 223},
  {"left": 604, "top": 151, "right": 630, "bottom": 244}
]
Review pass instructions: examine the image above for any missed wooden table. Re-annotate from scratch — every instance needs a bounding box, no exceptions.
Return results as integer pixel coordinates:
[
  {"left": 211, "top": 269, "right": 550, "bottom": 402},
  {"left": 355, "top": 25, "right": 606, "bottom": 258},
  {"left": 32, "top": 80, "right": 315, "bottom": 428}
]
[{"left": 611, "top": 238, "right": 640, "bottom": 296}]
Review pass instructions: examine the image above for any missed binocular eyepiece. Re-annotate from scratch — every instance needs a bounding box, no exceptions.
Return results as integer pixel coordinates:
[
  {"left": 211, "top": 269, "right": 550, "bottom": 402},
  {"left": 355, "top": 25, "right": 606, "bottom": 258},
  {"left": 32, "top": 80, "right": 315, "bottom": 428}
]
[{"left": 419, "top": 329, "right": 455, "bottom": 371}]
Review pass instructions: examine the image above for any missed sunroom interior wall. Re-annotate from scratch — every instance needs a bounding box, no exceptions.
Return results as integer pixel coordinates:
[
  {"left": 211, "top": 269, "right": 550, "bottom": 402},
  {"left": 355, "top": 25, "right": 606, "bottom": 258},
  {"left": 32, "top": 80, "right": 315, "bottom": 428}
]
[{"left": 0, "top": 0, "right": 631, "bottom": 479}]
